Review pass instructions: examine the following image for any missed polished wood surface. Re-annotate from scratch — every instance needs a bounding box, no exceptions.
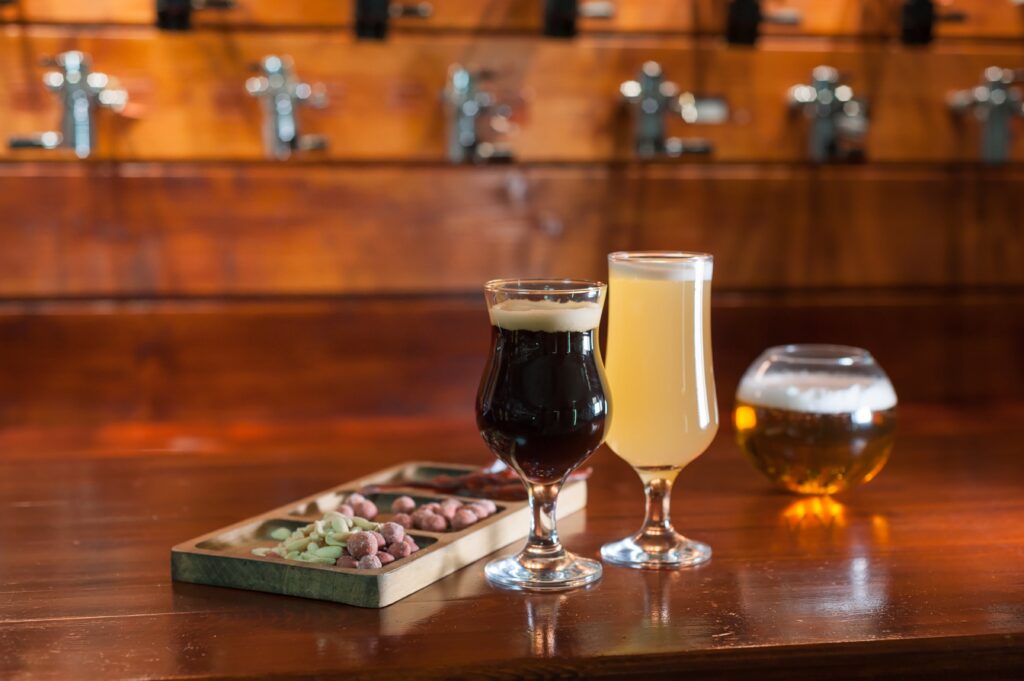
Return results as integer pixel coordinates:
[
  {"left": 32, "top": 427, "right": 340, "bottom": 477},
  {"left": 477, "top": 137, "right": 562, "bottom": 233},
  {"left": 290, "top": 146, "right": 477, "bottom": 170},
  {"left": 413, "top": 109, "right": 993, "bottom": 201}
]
[
  {"left": 0, "top": 291, "right": 1020, "bottom": 429},
  {"left": 3, "top": 30, "right": 1023, "bottom": 162},
  {"left": 0, "top": 403, "right": 1022, "bottom": 679},
  {"left": 1, "top": 163, "right": 1022, "bottom": 296},
  {"left": 0, "top": 0, "right": 694, "bottom": 33}
]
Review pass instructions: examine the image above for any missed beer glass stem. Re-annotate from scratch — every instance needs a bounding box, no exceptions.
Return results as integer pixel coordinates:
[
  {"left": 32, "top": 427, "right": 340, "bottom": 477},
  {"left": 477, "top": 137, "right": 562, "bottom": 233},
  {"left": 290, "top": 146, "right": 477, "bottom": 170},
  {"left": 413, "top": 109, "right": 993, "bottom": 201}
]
[
  {"left": 522, "top": 481, "right": 565, "bottom": 563},
  {"left": 639, "top": 476, "right": 677, "bottom": 544}
]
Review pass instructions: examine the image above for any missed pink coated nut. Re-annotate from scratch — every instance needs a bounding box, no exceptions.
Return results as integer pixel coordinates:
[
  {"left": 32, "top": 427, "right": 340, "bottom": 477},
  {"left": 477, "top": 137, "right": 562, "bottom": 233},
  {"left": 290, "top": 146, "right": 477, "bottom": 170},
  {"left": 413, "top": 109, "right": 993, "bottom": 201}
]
[
  {"left": 404, "top": 535, "right": 420, "bottom": 553},
  {"left": 376, "top": 551, "right": 395, "bottom": 565},
  {"left": 420, "top": 502, "right": 442, "bottom": 514},
  {"left": 379, "top": 522, "right": 405, "bottom": 545},
  {"left": 337, "top": 504, "right": 355, "bottom": 517},
  {"left": 388, "top": 541, "right": 412, "bottom": 559},
  {"left": 439, "top": 498, "right": 463, "bottom": 520},
  {"left": 418, "top": 513, "right": 447, "bottom": 532},
  {"left": 391, "top": 513, "right": 413, "bottom": 529},
  {"left": 346, "top": 531, "right": 378, "bottom": 559},
  {"left": 335, "top": 555, "right": 358, "bottom": 568},
  {"left": 475, "top": 499, "right": 498, "bottom": 514},
  {"left": 352, "top": 500, "right": 379, "bottom": 520},
  {"left": 450, "top": 508, "right": 478, "bottom": 531},
  {"left": 410, "top": 509, "right": 434, "bottom": 529},
  {"left": 357, "top": 554, "right": 383, "bottom": 570},
  {"left": 467, "top": 503, "right": 492, "bottom": 519},
  {"left": 345, "top": 492, "right": 367, "bottom": 506},
  {"left": 371, "top": 531, "right": 387, "bottom": 549},
  {"left": 391, "top": 495, "right": 417, "bottom": 514}
]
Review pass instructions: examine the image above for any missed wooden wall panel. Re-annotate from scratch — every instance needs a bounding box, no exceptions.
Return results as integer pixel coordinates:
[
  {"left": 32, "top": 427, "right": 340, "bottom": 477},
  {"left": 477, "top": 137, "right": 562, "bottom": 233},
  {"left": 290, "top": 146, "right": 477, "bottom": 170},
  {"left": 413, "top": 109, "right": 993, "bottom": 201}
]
[
  {"left": 931, "top": 0, "right": 1024, "bottom": 41},
  {"left": 0, "top": 1, "right": 694, "bottom": 33},
  {"left": 2, "top": 163, "right": 1021, "bottom": 296},
  {"left": 0, "top": 292, "right": 1019, "bottom": 427},
  {"left": 3, "top": 30, "right": 1023, "bottom": 163},
  {"left": 695, "top": 0, "right": 892, "bottom": 39}
]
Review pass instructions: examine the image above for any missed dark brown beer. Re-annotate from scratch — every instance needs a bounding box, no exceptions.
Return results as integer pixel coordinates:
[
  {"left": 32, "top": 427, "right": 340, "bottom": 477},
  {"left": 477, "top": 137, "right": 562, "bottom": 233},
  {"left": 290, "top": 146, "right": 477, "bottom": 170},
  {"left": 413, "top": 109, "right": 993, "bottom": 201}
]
[{"left": 476, "top": 320, "right": 610, "bottom": 485}]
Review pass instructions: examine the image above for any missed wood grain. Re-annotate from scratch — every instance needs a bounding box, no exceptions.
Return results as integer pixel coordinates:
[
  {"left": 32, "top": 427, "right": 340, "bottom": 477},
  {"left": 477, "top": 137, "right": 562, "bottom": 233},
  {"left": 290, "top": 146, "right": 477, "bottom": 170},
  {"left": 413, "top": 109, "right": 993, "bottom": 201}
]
[
  {"left": 1, "top": 163, "right": 1021, "bottom": 296},
  {"left": 0, "top": 402, "right": 1022, "bottom": 679},
  {"left": 0, "top": 0, "right": 694, "bottom": 33},
  {"left": 0, "top": 291, "right": 1020, "bottom": 429},
  {"left": 3, "top": 30, "right": 1023, "bottom": 162}
]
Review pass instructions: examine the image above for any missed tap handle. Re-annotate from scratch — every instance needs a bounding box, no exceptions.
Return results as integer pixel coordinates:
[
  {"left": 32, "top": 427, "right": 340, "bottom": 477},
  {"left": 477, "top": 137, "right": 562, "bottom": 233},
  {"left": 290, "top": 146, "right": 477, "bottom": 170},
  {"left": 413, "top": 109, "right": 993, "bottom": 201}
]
[
  {"left": 390, "top": 2, "right": 432, "bottom": 18},
  {"left": 9, "top": 132, "right": 63, "bottom": 150},
  {"left": 665, "top": 138, "right": 713, "bottom": 156}
]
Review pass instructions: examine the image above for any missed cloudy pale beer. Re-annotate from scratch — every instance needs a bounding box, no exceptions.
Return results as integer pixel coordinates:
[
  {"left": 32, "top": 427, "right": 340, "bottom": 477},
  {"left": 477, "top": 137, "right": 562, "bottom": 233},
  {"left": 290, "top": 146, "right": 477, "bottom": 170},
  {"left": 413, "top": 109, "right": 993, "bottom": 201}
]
[
  {"left": 734, "top": 371, "right": 897, "bottom": 495},
  {"left": 605, "top": 257, "right": 718, "bottom": 476}
]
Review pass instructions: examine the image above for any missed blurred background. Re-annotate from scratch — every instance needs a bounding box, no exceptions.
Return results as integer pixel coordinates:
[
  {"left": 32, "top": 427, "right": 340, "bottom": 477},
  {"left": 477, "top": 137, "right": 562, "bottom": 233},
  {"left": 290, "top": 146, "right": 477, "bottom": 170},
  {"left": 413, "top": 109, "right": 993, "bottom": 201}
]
[{"left": 0, "top": 0, "right": 1021, "bottom": 448}]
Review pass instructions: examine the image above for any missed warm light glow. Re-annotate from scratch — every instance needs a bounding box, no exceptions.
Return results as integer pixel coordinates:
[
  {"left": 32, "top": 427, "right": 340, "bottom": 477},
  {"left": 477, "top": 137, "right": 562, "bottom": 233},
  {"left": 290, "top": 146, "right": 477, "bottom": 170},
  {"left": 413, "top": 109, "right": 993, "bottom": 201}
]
[
  {"left": 782, "top": 496, "right": 847, "bottom": 529},
  {"left": 733, "top": 405, "right": 757, "bottom": 431}
]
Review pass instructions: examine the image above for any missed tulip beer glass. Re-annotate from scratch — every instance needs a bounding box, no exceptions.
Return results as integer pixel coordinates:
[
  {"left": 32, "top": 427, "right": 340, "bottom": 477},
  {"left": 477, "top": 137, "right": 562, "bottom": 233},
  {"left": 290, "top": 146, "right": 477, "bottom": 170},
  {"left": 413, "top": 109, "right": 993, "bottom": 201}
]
[
  {"left": 600, "top": 252, "right": 718, "bottom": 569},
  {"left": 476, "top": 279, "right": 610, "bottom": 590}
]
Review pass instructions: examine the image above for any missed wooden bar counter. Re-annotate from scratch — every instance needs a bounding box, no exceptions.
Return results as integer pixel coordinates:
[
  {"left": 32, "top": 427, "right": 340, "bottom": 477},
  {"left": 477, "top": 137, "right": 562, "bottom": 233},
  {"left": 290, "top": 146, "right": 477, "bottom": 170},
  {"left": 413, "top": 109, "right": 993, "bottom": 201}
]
[{"left": 1, "top": 403, "right": 1021, "bottom": 679}]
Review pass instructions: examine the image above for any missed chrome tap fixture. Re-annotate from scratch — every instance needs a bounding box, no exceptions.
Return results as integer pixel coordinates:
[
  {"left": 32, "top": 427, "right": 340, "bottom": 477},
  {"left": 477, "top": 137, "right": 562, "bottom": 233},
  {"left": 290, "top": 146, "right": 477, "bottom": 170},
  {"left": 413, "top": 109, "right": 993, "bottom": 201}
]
[
  {"left": 948, "top": 67, "right": 1024, "bottom": 165},
  {"left": 8, "top": 51, "right": 128, "bottom": 159},
  {"left": 620, "top": 61, "right": 726, "bottom": 158},
  {"left": 444, "top": 65, "right": 513, "bottom": 164},
  {"left": 787, "top": 66, "right": 868, "bottom": 163},
  {"left": 246, "top": 55, "right": 328, "bottom": 160}
]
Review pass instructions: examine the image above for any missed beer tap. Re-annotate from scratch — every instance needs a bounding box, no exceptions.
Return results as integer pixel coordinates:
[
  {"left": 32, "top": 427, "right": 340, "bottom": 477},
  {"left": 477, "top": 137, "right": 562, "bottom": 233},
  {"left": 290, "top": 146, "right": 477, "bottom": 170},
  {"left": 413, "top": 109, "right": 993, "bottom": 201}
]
[
  {"left": 354, "top": 0, "right": 433, "bottom": 39},
  {"left": 444, "top": 65, "right": 514, "bottom": 164},
  {"left": 8, "top": 51, "right": 128, "bottom": 159},
  {"left": 156, "top": 0, "right": 238, "bottom": 31},
  {"left": 543, "top": 0, "right": 615, "bottom": 38},
  {"left": 787, "top": 66, "right": 868, "bottom": 163},
  {"left": 245, "top": 55, "right": 328, "bottom": 160},
  {"left": 948, "top": 67, "right": 1024, "bottom": 165},
  {"left": 620, "top": 61, "right": 725, "bottom": 159},
  {"left": 900, "top": 0, "right": 971, "bottom": 45}
]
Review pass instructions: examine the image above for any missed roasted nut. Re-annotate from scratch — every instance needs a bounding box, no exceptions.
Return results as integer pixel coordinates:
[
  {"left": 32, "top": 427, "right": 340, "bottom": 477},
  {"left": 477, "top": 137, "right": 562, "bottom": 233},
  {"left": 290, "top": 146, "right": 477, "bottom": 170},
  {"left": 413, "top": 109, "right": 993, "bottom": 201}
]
[
  {"left": 388, "top": 541, "right": 412, "bottom": 558},
  {"left": 346, "top": 531, "right": 378, "bottom": 559},
  {"left": 475, "top": 499, "right": 498, "bottom": 514},
  {"left": 337, "top": 504, "right": 355, "bottom": 517},
  {"left": 391, "top": 512, "right": 413, "bottom": 529},
  {"left": 439, "top": 498, "right": 463, "bottom": 520},
  {"left": 450, "top": 508, "right": 478, "bottom": 531},
  {"left": 379, "top": 522, "right": 405, "bottom": 545},
  {"left": 391, "top": 495, "right": 417, "bottom": 514},
  {"left": 404, "top": 535, "right": 420, "bottom": 553},
  {"left": 414, "top": 512, "right": 447, "bottom": 532},
  {"left": 376, "top": 551, "right": 395, "bottom": 565},
  {"left": 358, "top": 554, "right": 383, "bottom": 570},
  {"left": 420, "top": 502, "right": 442, "bottom": 514},
  {"left": 352, "top": 500, "right": 379, "bottom": 520},
  {"left": 467, "top": 503, "right": 492, "bottom": 519},
  {"left": 371, "top": 531, "right": 387, "bottom": 549},
  {"left": 346, "top": 492, "right": 367, "bottom": 506},
  {"left": 335, "top": 555, "right": 358, "bottom": 568}
]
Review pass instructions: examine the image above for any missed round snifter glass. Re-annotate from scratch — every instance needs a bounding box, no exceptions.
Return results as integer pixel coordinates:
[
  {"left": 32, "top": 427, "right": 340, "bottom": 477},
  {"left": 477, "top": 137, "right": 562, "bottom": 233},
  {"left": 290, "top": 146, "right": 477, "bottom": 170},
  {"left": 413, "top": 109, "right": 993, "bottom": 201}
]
[
  {"left": 734, "top": 344, "right": 898, "bottom": 495},
  {"left": 600, "top": 252, "right": 718, "bottom": 570},
  {"left": 476, "top": 279, "right": 610, "bottom": 591}
]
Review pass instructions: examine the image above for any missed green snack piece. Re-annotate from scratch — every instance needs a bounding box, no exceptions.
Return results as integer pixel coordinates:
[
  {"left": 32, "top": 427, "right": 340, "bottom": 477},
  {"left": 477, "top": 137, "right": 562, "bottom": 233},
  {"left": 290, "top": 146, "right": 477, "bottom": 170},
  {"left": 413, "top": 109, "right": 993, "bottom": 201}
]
[
  {"left": 270, "top": 527, "right": 291, "bottom": 541},
  {"left": 350, "top": 517, "right": 379, "bottom": 531},
  {"left": 314, "top": 546, "right": 343, "bottom": 559}
]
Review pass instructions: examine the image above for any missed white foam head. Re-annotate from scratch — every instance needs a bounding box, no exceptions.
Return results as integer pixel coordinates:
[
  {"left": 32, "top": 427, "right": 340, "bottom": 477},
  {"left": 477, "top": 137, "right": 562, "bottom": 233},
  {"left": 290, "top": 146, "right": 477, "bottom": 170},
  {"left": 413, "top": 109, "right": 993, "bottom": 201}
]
[
  {"left": 737, "top": 371, "right": 897, "bottom": 414},
  {"left": 488, "top": 299, "right": 602, "bottom": 333},
  {"left": 609, "top": 253, "right": 713, "bottom": 281}
]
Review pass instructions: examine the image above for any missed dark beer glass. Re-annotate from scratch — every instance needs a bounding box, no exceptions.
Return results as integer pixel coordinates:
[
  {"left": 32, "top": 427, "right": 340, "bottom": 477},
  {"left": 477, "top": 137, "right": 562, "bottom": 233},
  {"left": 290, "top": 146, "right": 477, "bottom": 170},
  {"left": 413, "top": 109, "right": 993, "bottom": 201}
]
[{"left": 476, "top": 279, "right": 610, "bottom": 591}]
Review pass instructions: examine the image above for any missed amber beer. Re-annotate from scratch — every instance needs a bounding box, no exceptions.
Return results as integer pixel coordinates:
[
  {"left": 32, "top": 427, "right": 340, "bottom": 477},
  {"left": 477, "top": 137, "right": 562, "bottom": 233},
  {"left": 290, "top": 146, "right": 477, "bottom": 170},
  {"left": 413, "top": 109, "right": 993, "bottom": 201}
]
[{"left": 734, "top": 372, "right": 897, "bottom": 495}]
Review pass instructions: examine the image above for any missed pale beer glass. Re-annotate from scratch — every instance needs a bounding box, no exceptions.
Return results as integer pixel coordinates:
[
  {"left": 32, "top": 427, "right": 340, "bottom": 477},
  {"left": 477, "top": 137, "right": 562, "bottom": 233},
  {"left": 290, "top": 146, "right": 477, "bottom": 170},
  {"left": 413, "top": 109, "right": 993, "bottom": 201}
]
[{"left": 601, "top": 252, "right": 718, "bottom": 569}]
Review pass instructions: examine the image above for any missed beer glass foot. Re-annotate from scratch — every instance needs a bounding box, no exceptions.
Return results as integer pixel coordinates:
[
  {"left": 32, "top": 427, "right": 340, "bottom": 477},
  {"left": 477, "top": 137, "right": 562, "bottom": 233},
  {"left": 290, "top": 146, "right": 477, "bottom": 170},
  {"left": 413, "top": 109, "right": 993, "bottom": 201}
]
[
  {"left": 485, "top": 553, "right": 603, "bottom": 592},
  {"left": 600, "top": 535, "right": 711, "bottom": 570}
]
